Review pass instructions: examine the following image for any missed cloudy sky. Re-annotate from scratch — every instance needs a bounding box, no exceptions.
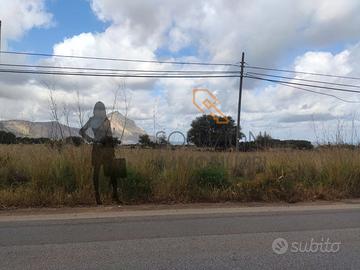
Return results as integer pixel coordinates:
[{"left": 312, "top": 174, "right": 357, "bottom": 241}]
[{"left": 1, "top": 0, "right": 360, "bottom": 143}]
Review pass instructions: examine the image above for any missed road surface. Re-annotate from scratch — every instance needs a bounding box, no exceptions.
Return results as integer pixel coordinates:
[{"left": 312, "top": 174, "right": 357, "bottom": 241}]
[{"left": 0, "top": 203, "right": 359, "bottom": 270}]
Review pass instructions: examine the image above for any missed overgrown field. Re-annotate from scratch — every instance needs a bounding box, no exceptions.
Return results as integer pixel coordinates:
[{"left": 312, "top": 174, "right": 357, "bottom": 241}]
[{"left": 0, "top": 145, "right": 360, "bottom": 207}]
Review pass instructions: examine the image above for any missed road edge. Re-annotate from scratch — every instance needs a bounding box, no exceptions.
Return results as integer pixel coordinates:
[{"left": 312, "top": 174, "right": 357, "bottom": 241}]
[{"left": 1, "top": 200, "right": 360, "bottom": 222}]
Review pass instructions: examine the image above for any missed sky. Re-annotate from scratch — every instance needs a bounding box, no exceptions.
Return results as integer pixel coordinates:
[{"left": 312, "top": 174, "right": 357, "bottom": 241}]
[{"left": 1, "top": 0, "right": 360, "bottom": 143}]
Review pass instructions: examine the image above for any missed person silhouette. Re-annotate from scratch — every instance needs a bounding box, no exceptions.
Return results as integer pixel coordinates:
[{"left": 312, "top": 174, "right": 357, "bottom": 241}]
[{"left": 79, "top": 101, "right": 119, "bottom": 205}]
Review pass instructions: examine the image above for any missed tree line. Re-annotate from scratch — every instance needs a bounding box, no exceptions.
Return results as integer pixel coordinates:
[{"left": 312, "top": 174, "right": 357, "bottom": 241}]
[
  {"left": 1, "top": 114, "right": 313, "bottom": 150},
  {"left": 0, "top": 130, "right": 85, "bottom": 146},
  {"left": 139, "top": 114, "right": 314, "bottom": 150}
]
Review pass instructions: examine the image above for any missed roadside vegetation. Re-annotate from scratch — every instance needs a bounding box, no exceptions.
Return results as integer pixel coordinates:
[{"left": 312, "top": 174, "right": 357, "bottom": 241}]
[{"left": 1, "top": 144, "right": 360, "bottom": 207}]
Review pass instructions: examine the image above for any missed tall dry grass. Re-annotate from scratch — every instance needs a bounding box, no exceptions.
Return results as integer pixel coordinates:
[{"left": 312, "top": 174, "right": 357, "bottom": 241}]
[{"left": 0, "top": 145, "right": 360, "bottom": 207}]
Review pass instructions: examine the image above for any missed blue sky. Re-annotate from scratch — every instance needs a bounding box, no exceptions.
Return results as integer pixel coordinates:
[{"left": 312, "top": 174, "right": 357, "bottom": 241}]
[
  {"left": 6, "top": 0, "right": 349, "bottom": 70},
  {"left": 2, "top": 0, "right": 360, "bottom": 142},
  {"left": 9, "top": 0, "right": 109, "bottom": 53},
  {"left": 8, "top": 0, "right": 201, "bottom": 61}
]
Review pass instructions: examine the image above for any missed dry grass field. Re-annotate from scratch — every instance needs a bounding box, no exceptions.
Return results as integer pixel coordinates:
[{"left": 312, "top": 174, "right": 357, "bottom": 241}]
[{"left": 0, "top": 144, "right": 360, "bottom": 207}]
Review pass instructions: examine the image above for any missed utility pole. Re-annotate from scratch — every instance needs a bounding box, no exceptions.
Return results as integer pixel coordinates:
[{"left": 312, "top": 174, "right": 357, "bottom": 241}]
[
  {"left": 236, "top": 52, "right": 245, "bottom": 151},
  {"left": 0, "top": 20, "right": 2, "bottom": 62}
]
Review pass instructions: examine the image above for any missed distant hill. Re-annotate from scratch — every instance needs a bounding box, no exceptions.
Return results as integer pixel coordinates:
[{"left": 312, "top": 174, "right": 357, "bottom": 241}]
[
  {"left": 0, "top": 111, "right": 146, "bottom": 144},
  {"left": 107, "top": 111, "right": 147, "bottom": 144}
]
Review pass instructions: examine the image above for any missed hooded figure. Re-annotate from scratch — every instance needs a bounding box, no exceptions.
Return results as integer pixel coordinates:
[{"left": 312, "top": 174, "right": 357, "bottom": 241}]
[{"left": 79, "top": 101, "right": 119, "bottom": 204}]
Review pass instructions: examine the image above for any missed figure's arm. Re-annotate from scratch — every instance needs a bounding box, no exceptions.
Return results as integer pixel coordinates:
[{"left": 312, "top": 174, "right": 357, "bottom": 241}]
[{"left": 79, "top": 119, "right": 93, "bottom": 142}]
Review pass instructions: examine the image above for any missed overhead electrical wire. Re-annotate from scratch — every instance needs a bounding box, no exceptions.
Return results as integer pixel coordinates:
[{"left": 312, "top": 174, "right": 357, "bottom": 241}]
[
  {"left": 0, "top": 63, "right": 239, "bottom": 75},
  {"left": 0, "top": 68, "right": 240, "bottom": 78},
  {"left": 245, "top": 74, "right": 360, "bottom": 94},
  {"left": 246, "top": 71, "right": 360, "bottom": 89},
  {"left": 1, "top": 49, "right": 360, "bottom": 103},
  {"left": 245, "top": 64, "right": 360, "bottom": 81},
  {"left": 0, "top": 50, "right": 240, "bottom": 67},
  {"left": 244, "top": 73, "right": 360, "bottom": 103},
  {"left": 276, "top": 81, "right": 360, "bottom": 103}
]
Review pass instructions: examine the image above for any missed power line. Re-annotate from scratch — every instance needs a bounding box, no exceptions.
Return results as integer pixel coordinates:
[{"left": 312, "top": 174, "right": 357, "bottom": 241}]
[
  {"left": 0, "top": 50, "right": 240, "bottom": 67},
  {"left": 3, "top": 66, "right": 359, "bottom": 93},
  {"left": 245, "top": 65, "right": 360, "bottom": 81},
  {"left": 277, "top": 81, "right": 360, "bottom": 103},
  {"left": 3, "top": 50, "right": 360, "bottom": 98},
  {"left": 0, "top": 68, "right": 240, "bottom": 78},
  {"left": 246, "top": 71, "right": 360, "bottom": 89},
  {"left": 245, "top": 75, "right": 360, "bottom": 94},
  {"left": 0, "top": 62, "right": 239, "bottom": 74},
  {"left": 245, "top": 73, "right": 360, "bottom": 103}
]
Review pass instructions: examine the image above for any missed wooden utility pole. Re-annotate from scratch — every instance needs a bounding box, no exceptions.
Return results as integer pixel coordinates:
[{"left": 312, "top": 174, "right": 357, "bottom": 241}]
[
  {"left": 0, "top": 20, "right": 2, "bottom": 62},
  {"left": 236, "top": 52, "right": 245, "bottom": 151}
]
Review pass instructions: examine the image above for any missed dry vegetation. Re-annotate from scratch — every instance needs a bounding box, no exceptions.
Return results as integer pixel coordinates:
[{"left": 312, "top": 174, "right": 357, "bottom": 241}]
[{"left": 0, "top": 144, "right": 360, "bottom": 207}]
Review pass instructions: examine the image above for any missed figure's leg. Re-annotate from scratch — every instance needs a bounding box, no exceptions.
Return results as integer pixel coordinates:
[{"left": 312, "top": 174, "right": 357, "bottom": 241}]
[
  {"left": 111, "top": 174, "right": 120, "bottom": 203},
  {"left": 93, "top": 165, "right": 102, "bottom": 205}
]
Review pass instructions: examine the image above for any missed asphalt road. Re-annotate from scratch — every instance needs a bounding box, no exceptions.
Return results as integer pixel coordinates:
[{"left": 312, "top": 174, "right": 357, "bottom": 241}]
[{"left": 0, "top": 204, "right": 359, "bottom": 270}]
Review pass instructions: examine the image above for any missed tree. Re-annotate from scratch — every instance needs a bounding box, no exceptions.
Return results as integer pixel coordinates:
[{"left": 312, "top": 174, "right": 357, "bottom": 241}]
[
  {"left": 43, "top": 81, "right": 64, "bottom": 140},
  {"left": 139, "top": 134, "right": 152, "bottom": 146},
  {"left": 187, "top": 115, "right": 242, "bottom": 148},
  {"left": 255, "top": 131, "right": 273, "bottom": 146},
  {"left": 157, "top": 134, "right": 168, "bottom": 145},
  {"left": 0, "top": 131, "right": 16, "bottom": 144}
]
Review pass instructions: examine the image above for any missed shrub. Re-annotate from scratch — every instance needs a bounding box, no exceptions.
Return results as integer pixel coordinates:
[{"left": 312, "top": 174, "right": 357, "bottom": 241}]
[
  {"left": 119, "top": 169, "right": 152, "bottom": 202},
  {"left": 192, "top": 164, "right": 229, "bottom": 189},
  {"left": 0, "top": 131, "right": 16, "bottom": 144}
]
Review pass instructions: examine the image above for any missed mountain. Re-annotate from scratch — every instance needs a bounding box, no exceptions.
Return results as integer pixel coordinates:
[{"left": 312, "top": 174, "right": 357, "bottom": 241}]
[
  {"left": 0, "top": 120, "right": 77, "bottom": 139},
  {"left": 0, "top": 111, "right": 147, "bottom": 144},
  {"left": 107, "top": 112, "right": 147, "bottom": 144}
]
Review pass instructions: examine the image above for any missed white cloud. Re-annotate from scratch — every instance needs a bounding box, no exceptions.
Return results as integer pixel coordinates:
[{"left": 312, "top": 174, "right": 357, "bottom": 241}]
[
  {"left": 242, "top": 44, "right": 360, "bottom": 142},
  {"left": 2, "top": 0, "right": 360, "bottom": 142},
  {"left": 168, "top": 27, "right": 191, "bottom": 52},
  {"left": 0, "top": 0, "right": 52, "bottom": 45}
]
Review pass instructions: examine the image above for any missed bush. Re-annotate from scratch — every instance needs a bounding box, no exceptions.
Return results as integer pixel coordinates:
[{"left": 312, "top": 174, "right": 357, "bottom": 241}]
[
  {"left": 192, "top": 164, "right": 229, "bottom": 189},
  {"left": 54, "top": 162, "right": 77, "bottom": 193},
  {"left": 65, "top": 136, "right": 84, "bottom": 146},
  {"left": 139, "top": 134, "right": 152, "bottom": 146},
  {"left": 0, "top": 155, "right": 30, "bottom": 188},
  {"left": 0, "top": 131, "right": 16, "bottom": 144},
  {"left": 119, "top": 169, "right": 152, "bottom": 202}
]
